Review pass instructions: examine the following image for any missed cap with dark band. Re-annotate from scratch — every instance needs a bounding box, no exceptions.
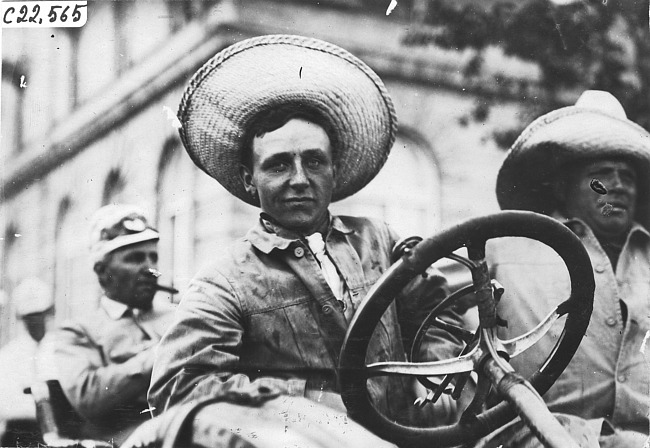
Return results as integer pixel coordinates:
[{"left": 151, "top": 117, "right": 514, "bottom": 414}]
[{"left": 89, "top": 204, "right": 159, "bottom": 264}]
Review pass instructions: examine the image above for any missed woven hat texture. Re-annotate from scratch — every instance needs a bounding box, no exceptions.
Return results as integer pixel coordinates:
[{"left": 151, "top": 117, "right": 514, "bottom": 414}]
[
  {"left": 497, "top": 90, "right": 650, "bottom": 227},
  {"left": 178, "top": 34, "right": 397, "bottom": 206},
  {"left": 89, "top": 204, "right": 159, "bottom": 264}
]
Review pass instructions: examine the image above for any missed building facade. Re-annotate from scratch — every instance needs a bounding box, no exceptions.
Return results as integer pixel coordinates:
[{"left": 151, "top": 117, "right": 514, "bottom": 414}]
[{"left": 1, "top": 0, "right": 545, "bottom": 346}]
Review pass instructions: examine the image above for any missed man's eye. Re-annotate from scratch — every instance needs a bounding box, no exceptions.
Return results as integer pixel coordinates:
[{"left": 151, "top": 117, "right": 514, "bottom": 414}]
[
  {"left": 621, "top": 172, "right": 636, "bottom": 183},
  {"left": 270, "top": 163, "right": 288, "bottom": 173},
  {"left": 306, "top": 159, "right": 322, "bottom": 169},
  {"left": 125, "top": 253, "right": 145, "bottom": 263}
]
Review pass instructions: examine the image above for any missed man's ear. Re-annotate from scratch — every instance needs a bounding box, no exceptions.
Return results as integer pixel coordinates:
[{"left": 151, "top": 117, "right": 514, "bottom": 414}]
[
  {"left": 94, "top": 262, "right": 108, "bottom": 288},
  {"left": 93, "top": 261, "right": 105, "bottom": 275},
  {"left": 239, "top": 164, "right": 257, "bottom": 197}
]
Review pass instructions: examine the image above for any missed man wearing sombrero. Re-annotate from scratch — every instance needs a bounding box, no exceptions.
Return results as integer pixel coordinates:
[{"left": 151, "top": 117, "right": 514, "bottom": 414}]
[
  {"left": 477, "top": 90, "right": 650, "bottom": 447},
  {"left": 148, "top": 35, "right": 454, "bottom": 430}
]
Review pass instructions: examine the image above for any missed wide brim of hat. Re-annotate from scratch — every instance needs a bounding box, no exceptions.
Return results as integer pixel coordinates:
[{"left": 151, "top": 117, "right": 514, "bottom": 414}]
[
  {"left": 497, "top": 106, "right": 650, "bottom": 226},
  {"left": 178, "top": 34, "right": 397, "bottom": 206}
]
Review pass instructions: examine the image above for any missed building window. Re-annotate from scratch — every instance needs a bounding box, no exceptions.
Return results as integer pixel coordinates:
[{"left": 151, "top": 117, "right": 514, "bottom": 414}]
[
  {"left": 102, "top": 168, "right": 126, "bottom": 205},
  {"left": 76, "top": 2, "right": 117, "bottom": 103},
  {"left": 53, "top": 197, "right": 72, "bottom": 320},
  {"left": 115, "top": 1, "right": 171, "bottom": 71},
  {"left": 331, "top": 129, "right": 442, "bottom": 238},
  {"left": 52, "top": 197, "right": 96, "bottom": 319},
  {"left": 164, "top": 0, "right": 194, "bottom": 33},
  {"left": 1, "top": 59, "right": 26, "bottom": 154},
  {"left": 156, "top": 138, "right": 196, "bottom": 298},
  {"left": 52, "top": 29, "right": 80, "bottom": 113},
  {"left": 0, "top": 222, "right": 20, "bottom": 346},
  {"left": 165, "top": 0, "right": 221, "bottom": 31},
  {"left": 193, "top": 170, "right": 256, "bottom": 268}
]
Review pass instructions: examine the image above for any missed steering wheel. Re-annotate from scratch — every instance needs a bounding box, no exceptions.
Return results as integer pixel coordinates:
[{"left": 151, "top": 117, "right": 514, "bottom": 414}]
[{"left": 338, "top": 211, "right": 595, "bottom": 448}]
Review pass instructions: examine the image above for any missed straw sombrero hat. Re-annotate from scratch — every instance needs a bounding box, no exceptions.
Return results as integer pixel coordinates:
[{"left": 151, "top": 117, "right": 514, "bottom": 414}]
[
  {"left": 178, "top": 34, "right": 397, "bottom": 206},
  {"left": 496, "top": 90, "right": 650, "bottom": 227}
]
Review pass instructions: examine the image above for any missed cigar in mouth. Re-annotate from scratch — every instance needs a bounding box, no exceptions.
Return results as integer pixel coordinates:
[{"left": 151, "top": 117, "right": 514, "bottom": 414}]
[{"left": 156, "top": 284, "right": 179, "bottom": 295}]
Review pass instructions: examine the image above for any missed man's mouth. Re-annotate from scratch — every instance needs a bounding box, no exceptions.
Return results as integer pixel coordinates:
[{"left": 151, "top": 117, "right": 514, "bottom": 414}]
[
  {"left": 137, "top": 280, "right": 158, "bottom": 290},
  {"left": 601, "top": 201, "right": 628, "bottom": 216},
  {"left": 285, "top": 197, "right": 314, "bottom": 204}
]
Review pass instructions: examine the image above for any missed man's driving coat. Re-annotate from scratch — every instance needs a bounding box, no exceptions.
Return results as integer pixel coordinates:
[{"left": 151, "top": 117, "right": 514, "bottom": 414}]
[{"left": 148, "top": 215, "right": 452, "bottom": 424}]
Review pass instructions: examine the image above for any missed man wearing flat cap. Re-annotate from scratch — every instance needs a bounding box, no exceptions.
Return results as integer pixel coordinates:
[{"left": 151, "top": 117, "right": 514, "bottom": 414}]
[
  {"left": 148, "top": 35, "right": 457, "bottom": 438},
  {"left": 39, "top": 204, "right": 176, "bottom": 445},
  {"left": 475, "top": 91, "right": 650, "bottom": 447},
  {"left": 0, "top": 277, "right": 54, "bottom": 446}
]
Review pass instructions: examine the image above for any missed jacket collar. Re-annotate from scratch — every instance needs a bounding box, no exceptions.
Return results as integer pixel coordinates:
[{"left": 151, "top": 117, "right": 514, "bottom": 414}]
[
  {"left": 552, "top": 212, "right": 650, "bottom": 242},
  {"left": 247, "top": 213, "right": 354, "bottom": 255},
  {"left": 100, "top": 295, "right": 131, "bottom": 320}
]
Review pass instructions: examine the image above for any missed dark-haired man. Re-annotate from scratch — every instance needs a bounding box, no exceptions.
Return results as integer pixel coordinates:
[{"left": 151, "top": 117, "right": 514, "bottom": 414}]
[
  {"left": 478, "top": 90, "right": 650, "bottom": 447},
  {"left": 39, "top": 204, "right": 176, "bottom": 445},
  {"left": 148, "top": 35, "right": 456, "bottom": 435}
]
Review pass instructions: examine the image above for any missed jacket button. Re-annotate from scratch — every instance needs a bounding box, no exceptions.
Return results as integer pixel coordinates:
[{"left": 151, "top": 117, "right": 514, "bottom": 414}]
[
  {"left": 617, "top": 374, "right": 626, "bottom": 383},
  {"left": 605, "top": 317, "right": 616, "bottom": 327},
  {"left": 595, "top": 265, "right": 605, "bottom": 273},
  {"left": 294, "top": 246, "right": 305, "bottom": 258},
  {"left": 322, "top": 305, "right": 333, "bottom": 314}
]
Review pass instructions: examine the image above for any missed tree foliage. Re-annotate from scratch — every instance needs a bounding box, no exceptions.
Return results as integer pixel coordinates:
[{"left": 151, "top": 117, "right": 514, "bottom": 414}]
[{"left": 402, "top": 0, "right": 650, "bottom": 131}]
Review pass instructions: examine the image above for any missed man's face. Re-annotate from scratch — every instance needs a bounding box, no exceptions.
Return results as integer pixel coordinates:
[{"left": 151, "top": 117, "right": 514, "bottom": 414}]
[
  {"left": 561, "top": 159, "right": 637, "bottom": 239},
  {"left": 96, "top": 240, "right": 159, "bottom": 309},
  {"left": 241, "top": 118, "right": 336, "bottom": 234},
  {"left": 22, "top": 308, "right": 54, "bottom": 342}
]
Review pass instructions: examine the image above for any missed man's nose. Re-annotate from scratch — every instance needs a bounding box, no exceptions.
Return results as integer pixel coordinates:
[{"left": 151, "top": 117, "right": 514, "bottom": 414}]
[
  {"left": 143, "top": 254, "right": 158, "bottom": 271},
  {"left": 289, "top": 163, "right": 309, "bottom": 187},
  {"left": 608, "top": 172, "right": 626, "bottom": 191}
]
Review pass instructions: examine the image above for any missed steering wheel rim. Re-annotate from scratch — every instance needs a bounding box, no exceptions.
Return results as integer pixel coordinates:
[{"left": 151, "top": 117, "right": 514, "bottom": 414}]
[{"left": 338, "top": 211, "right": 595, "bottom": 448}]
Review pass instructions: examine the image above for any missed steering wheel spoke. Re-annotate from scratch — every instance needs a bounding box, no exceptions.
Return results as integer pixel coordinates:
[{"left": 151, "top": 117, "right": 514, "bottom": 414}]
[
  {"left": 459, "top": 370, "right": 492, "bottom": 423},
  {"left": 366, "top": 350, "right": 479, "bottom": 378},
  {"left": 500, "top": 305, "right": 567, "bottom": 358},
  {"left": 339, "top": 211, "right": 594, "bottom": 448},
  {"left": 430, "top": 317, "right": 476, "bottom": 344}
]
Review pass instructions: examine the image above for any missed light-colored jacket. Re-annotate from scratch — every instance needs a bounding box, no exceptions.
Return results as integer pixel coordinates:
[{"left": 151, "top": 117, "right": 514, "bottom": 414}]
[
  {"left": 488, "top": 218, "right": 650, "bottom": 434},
  {"left": 0, "top": 334, "right": 40, "bottom": 421},
  {"left": 39, "top": 295, "right": 176, "bottom": 444}
]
